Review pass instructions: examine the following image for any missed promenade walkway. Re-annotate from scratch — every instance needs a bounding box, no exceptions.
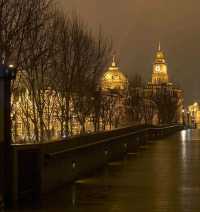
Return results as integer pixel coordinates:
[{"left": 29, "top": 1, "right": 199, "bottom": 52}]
[{"left": 12, "top": 129, "right": 200, "bottom": 212}]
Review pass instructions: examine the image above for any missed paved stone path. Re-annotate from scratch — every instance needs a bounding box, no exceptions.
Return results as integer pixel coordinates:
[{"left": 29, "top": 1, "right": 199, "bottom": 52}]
[{"left": 11, "top": 129, "right": 200, "bottom": 212}]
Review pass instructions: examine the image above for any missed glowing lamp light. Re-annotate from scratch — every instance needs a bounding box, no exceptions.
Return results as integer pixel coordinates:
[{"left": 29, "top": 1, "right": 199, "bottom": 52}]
[
  {"left": 72, "top": 161, "right": 76, "bottom": 169},
  {"left": 9, "top": 64, "right": 14, "bottom": 68}
]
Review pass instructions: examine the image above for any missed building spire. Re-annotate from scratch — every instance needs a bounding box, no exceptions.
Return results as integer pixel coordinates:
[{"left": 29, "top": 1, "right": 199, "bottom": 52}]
[
  {"left": 112, "top": 53, "right": 116, "bottom": 67},
  {"left": 158, "top": 41, "right": 161, "bottom": 51}
]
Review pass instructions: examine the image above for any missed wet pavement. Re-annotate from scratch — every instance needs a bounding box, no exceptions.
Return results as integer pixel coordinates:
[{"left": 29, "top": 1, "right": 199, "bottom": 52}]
[{"left": 9, "top": 129, "right": 200, "bottom": 212}]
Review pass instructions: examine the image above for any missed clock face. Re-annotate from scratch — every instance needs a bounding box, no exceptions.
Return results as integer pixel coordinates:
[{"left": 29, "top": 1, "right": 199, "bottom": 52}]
[{"left": 155, "top": 65, "right": 160, "bottom": 72}]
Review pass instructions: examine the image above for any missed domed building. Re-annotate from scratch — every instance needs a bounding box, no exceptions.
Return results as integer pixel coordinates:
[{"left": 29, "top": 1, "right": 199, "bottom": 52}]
[
  {"left": 101, "top": 57, "right": 128, "bottom": 92},
  {"left": 100, "top": 56, "right": 129, "bottom": 130}
]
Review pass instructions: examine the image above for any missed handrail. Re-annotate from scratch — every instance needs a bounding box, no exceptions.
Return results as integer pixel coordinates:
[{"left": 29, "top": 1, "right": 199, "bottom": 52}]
[
  {"left": 45, "top": 129, "right": 148, "bottom": 158},
  {"left": 45, "top": 125, "right": 182, "bottom": 159}
]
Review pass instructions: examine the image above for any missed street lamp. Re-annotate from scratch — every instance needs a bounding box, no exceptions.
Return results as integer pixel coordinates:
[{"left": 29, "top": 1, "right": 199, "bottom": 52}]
[
  {"left": 0, "top": 64, "right": 17, "bottom": 208},
  {"left": 187, "top": 111, "right": 190, "bottom": 129},
  {"left": 182, "top": 108, "right": 185, "bottom": 127}
]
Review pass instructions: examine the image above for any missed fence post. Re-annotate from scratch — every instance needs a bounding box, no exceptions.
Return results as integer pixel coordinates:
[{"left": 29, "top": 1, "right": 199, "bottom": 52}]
[{"left": 0, "top": 64, "right": 16, "bottom": 208}]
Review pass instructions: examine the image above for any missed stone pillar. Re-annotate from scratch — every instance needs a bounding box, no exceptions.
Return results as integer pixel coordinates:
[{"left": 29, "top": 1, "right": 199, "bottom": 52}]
[{"left": 0, "top": 64, "right": 16, "bottom": 208}]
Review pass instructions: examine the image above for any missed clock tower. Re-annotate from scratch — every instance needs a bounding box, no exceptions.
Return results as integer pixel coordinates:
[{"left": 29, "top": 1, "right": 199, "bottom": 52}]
[{"left": 152, "top": 42, "right": 169, "bottom": 85}]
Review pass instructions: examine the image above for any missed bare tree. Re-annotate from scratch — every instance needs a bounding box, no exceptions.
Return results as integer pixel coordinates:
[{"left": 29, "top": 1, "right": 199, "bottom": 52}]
[
  {"left": 126, "top": 74, "right": 144, "bottom": 124},
  {"left": 12, "top": 0, "right": 57, "bottom": 143},
  {"left": 99, "top": 92, "right": 119, "bottom": 130},
  {"left": 52, "top": 13, "right": 112, "bottom": 135},
  {"left": 11, "top": 5, "right": 112, "bottom": 142},
  {"left": 152, "top": 85, "right": 182, "bottom": 124},
  {"left": 140, "top": 99, "right": 157, "bottom": 125}
]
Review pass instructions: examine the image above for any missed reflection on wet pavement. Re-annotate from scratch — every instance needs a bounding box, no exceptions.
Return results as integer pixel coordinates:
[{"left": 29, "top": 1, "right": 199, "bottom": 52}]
[{"left": 10, "top": 129, "right": 200, "bottom": 212}]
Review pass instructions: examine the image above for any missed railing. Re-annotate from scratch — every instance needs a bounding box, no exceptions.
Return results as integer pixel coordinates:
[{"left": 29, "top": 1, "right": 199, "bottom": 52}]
[
  {"left": 10, "top": 124, "right": 183, "bottom": 205},
  {"left": 45, "top": 125, "right": 182, "bottom": 159}
]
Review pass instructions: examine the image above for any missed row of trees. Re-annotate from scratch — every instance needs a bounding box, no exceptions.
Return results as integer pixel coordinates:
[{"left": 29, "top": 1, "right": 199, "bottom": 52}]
[
  {"left": 2, "top": 0, "right": 182, "bottom": 143},
  {"left": 127, "top": 74, "right": 183, "bottom": 125},
  {"left": 5, "top": 0, "right": 112, "bottom": 142}
]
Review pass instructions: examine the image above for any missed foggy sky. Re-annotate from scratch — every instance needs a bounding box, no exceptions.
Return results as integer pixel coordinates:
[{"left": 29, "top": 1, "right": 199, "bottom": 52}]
[{"left": 58, "top": 0, "right": 200, "bottom": 104}]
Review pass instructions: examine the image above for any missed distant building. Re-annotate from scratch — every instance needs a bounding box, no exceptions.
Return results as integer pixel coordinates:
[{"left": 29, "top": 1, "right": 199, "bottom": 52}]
[
  {"left": 151, "top": 42, "right": 170, "bottom": 85},
  {"left": 101, "top": 56, "right": 128, "bottom": 92},
  {"left": 145, "top": 43, "right": 184, "bottom": 124},
  {"left": 11, "top": 56, "right": 129, "bottom": 142},
  {"left": 100, "top": 56, "right": 128, "bottom": 128},
  {"left": 188, "top": 102, "right": 200, "bottom": 128}
]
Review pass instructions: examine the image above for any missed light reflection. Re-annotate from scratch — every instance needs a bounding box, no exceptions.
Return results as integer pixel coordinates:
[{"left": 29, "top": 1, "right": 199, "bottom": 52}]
[
  {"left": 181, "top": 129, "right": 192, "bottom": 161},
  {"left": 181, "top": 130, "right": 187, "bottom": 160},
  {"left": 71, "top": 184, "right": 76, "bottom": 207},
  {"left": 180, "top": 129, "right": 192, "bottom": 190},
  {"left": 180, "top": 129, "right": 195, "bottom": 212},
  {"left": 181, "top": 130, "right": 187, "bottom": 142}
]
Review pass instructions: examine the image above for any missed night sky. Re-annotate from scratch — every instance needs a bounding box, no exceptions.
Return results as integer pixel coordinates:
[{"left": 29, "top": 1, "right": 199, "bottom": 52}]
[{"left": 58, "top": 0, "right": 200, "bottom": 104}]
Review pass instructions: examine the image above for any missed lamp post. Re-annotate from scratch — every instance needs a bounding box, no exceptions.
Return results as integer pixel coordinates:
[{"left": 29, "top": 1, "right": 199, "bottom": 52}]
[
  {"left": 187, "top": 111, "right": 190, "bottom": 129},
  {"left": 182, "top": 108, "right": 185, "bottom": 127},
  {"left": 0, "top": 64, "right": 17, "bottom": 208}
]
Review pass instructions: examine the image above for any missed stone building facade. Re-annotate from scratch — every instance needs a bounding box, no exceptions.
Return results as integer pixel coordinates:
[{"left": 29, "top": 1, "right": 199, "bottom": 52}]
[{"left": 145, "top": 43, "right": 184, "bottom": 124}]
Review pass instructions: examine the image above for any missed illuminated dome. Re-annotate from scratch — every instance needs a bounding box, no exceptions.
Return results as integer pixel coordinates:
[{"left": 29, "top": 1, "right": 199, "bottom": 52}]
[
  {"left": 152, "top": 42, "right": 169, "bottom": 84},
  {"left": 101, "top": 57, "right": 128, "bottom": 91}
]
